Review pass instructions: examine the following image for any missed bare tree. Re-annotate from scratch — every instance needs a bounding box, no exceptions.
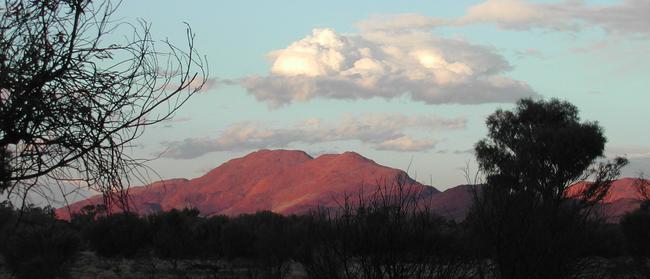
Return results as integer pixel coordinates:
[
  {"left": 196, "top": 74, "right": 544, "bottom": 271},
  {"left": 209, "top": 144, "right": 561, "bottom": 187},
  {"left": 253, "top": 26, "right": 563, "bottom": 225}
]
[
  {"left": 634, "top": 174, "right": 650, "bottom": 204},
  {"left": 0, "top": 0, "right": 207, "bottom": 210}
]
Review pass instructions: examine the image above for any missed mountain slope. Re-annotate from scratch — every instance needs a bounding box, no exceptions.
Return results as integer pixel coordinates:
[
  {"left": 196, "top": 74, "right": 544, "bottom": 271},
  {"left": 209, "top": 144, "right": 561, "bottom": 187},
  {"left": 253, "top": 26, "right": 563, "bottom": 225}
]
[
  {"left": 568, "top": 178, "right": 650, "bottom": 221},
  {"left": 56, "top": 150, "right": 439, "bottom": 219},
  {"left": 56, "top": 149, "right": 649, "bottom": 222}
]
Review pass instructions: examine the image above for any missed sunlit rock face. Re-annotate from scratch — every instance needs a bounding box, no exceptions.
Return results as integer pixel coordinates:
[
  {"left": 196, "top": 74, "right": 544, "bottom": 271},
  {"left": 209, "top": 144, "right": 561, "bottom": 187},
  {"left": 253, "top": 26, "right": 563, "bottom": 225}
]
[
  {"left": 567, "top": 178, "right": 650, "bottom": 222},
  {"left": 56, "top": 149, "right": 439, "bottom": 219},
  {"left": 56, "top": 149, "right": 648, "bottom": 223}
]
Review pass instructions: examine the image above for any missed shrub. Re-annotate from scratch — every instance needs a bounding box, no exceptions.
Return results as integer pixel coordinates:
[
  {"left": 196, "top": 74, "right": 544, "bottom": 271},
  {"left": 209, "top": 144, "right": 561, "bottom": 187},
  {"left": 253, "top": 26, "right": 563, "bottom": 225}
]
[
  {"left": 85, "top": 212, "right": 149, "bottom": 258},
  {"left": 147, "top": 208, "right": 201, "bottom": 269},
  {"left": 0, "top": 205, "right": 80, "bottom": 279},
  {"left": 221, "top": 216, "right": 257, "bottom": 259},
  {"left": 621, "top": 205, "right": 650, "bottom": 259},
  {"left": 192, "top": 215, "right": 229, "bottom": 258}
]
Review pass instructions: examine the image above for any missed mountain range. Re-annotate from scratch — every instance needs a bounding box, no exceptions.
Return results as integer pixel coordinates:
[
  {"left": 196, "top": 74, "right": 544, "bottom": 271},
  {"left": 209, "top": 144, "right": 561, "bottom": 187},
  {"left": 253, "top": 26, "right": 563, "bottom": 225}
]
[{"left": 56, "top": 149, "right": 648, "bottom": 222}]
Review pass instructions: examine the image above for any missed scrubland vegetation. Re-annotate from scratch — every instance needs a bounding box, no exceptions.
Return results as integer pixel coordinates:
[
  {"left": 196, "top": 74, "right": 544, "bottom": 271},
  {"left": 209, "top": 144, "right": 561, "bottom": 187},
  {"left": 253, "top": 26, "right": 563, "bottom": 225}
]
[
  {"left": 0, "top": 184, "right": 649, "bottom": 279},
  {"left": 0, "top": 0, "right": 647, "bottom": 277}
]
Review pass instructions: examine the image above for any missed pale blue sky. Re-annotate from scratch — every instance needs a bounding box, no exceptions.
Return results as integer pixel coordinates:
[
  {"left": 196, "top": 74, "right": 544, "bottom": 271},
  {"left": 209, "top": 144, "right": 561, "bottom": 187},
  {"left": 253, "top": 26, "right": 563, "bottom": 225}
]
[{"left": 117, "top": 0, "right": 650, "bottom": 189}]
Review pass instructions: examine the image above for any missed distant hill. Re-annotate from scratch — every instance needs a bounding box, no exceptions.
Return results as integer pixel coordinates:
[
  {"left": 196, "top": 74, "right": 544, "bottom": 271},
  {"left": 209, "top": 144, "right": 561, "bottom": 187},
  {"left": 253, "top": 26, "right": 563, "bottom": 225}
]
[
  {"left": 56, "top": 149, "right": 441, "bottom": 219},
  {"left": 56, "top": 150, "right": 649, "bottom": 222},
  {"left": 567, "top": 178, "right": 650, "bottom": 222}
]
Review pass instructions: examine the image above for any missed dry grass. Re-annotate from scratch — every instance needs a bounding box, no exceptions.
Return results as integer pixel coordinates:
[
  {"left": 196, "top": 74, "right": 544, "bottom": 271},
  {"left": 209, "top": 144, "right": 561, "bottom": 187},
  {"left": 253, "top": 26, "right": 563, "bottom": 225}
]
[
  {"left": 1, "top": 253, "right": 648, "bottom": 278},
  {"left": 0, "top": 251, "right": 307, "bottom": 279}
]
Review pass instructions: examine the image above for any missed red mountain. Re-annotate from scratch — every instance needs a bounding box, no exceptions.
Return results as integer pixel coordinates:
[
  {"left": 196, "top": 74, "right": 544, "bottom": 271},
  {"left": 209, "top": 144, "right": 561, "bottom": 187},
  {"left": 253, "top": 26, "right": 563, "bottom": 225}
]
[
  {"left": 56, "top": 149, "right": 440, "bottom": 219},
  {"left": 567, "top": 178, "right": 650, "bottom": 221},
  {"left": 566, "top": 178, "right": 649, "bottom": 203},
  {"left": 56, "top": 150, "right": 648, "bottom": 222}
]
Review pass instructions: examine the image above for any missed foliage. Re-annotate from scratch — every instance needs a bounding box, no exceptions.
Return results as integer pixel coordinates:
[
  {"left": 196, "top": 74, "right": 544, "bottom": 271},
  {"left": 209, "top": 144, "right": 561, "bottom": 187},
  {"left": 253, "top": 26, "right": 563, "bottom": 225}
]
[
  {"left": 621, "top": 206, "right": 650, "bottom": 259},
  {"left": 469, "top": 98, "right": 627, "bottom": 279},
  {"left": 148, "top": 208, "right": 201, "bottom": 266},
  {"left": 0, "top": 0, "right": 206, "bottom": 208},
  {"left": 0, "top": 204, "right": 80, "bottom": 279},
  {"left": 0, "top": 149, "right": 9, "bottom": 190},
  {"left": 84, "top": 212, "right": 149, "bottom": 258},
  {"left": 192, "top": 214, "right": 229, "bottom": 259},
  {"left": 295, "top": 176, "right": 475, "bottom": 279},
  {"left": 70, "top": 204, "right": 107, "bottom": 230}
]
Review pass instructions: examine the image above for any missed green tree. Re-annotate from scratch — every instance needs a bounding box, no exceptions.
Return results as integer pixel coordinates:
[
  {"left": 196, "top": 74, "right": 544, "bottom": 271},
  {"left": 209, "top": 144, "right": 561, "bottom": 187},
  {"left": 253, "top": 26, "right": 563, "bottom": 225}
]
[{"left": 469, "top": 98, "right": 627, "bottom": 279}]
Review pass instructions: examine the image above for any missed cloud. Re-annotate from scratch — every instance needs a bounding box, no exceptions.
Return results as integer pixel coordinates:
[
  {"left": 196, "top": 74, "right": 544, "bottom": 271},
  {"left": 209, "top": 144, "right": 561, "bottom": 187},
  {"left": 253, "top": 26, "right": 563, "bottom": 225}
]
[
  {"left": 514, "top": 48, "right": 546, "bottom": 59},
  {"left": 623, "top": 157, "right": 650, "bottom": 178},
  {"left": 606, "top": 145, "right": 650, "bottom": 160},
  {"left": 458, "top": 0, "right": 578, "bottom": 31},
  {"left": 375, "top": 136, "right": 436, "bottom": 152},
  {"left": 162, "top": 113, "right": 466, "bottom": 159},
  {"left": 357, "top": 13, "right": 446, "bottom": 31},
  {"left": 164, "top": 77, "right": 220, "bottom": 93},
  {"left": 436, "top": 148, "right": 474, "bottom": 155},
  {"left": 240, "top": 26, "right": 536, "bottom": 107},
  {"left": 160, "top": 116, "right": 192, "bottom": 129},
  {"left": 199, "top": 78, "right": 220, "bottom": 92},
  {"left": 579, "top": 0, "right": 650, "bottom": 37},
  {"left": 458, "top": 0, "right": 650, "bottom": 37}
]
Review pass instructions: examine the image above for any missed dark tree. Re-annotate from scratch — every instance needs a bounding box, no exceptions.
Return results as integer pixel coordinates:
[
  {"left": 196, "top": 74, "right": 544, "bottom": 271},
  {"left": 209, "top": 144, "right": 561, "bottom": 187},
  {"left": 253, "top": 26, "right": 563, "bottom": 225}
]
[
  {"left": 469, "top": 98, "right": 627, "bottom": 279},
  {"left": 148, "top": 208, "right": 201, "bottom": 271},
  {"left": 619, "top": 178, "right": 650, "bottom": 275},
  {"left": 0, "top": 204, "right": 80, "bottom": 279},
  {"left": 621, "top": 205, "right": 650, "bottom": 259},
  {"left": 84, "top": 212, "right": 149, "bottom": 258},
  {"left": 0, "top": 0, "right": 207, "bottom": 208}
]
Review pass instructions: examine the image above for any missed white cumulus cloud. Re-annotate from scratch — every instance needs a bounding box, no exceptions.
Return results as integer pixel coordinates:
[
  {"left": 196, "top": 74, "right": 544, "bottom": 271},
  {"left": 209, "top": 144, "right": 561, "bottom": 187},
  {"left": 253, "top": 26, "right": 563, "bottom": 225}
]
[{"left": 240, "top": 25, "right": 536, "bottom": 107}]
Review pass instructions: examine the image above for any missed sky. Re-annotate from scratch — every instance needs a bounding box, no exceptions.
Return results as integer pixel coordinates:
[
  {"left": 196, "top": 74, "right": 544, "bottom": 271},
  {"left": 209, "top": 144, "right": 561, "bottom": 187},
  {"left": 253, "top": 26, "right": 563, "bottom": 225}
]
[{"left": 115, "top": 0, "right": 649, "bottom": 190}]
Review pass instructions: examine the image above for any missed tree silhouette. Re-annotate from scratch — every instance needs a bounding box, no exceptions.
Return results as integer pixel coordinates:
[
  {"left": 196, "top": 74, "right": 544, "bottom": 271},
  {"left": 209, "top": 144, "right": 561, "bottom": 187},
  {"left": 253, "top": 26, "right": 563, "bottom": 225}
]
[
  {"left": 0, "top": 204, "right": 80, "bottom": 279},
  {"left": 0, "top": 0, "right": 207, "bottom": 208},
  {"left": 469, "top": 98, "right": 627, "bottom": 279},
  {"left": 620, "top": 178, "right": 650, "bottom": 276}
]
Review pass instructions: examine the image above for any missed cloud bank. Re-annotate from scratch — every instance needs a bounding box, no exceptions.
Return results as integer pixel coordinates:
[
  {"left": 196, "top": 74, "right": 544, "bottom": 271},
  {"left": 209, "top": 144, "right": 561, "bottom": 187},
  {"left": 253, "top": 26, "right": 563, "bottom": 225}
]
[
  {"left": 459, "top": 0, "right": 650, "bottom": 36},
  {"left": 240, "top": 26, "right": 536, "bottom": 107},
  {"left": 231, "top": 1, "right": 650, "bottom": 108},
  {"left": 163, "top": 113, "right": 466, "bottom": 159}
]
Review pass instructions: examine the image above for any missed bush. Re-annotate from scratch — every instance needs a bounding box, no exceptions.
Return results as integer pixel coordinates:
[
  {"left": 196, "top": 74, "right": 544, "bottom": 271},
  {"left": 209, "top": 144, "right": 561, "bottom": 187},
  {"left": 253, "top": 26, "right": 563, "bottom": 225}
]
[
  {"left": 192, "top": 215, "right": 229, "bottom": 259},
  {"left": 148, "top": 208, "right": 201, "bottom": 264},
  {"left": 293, "top": 178, "right": 475, "bottom": 279},
  {"left": 0, "top": 205, "right": 80, "bottom": 279},
  {"left": 621, "top": 204, "right": 650, "bottom": 259},
  {"left": 221, "top": 215, "right": 257, "bottom": 259},
  {"left": 85, "top": 212, "right": 149, "bottom": 258}
]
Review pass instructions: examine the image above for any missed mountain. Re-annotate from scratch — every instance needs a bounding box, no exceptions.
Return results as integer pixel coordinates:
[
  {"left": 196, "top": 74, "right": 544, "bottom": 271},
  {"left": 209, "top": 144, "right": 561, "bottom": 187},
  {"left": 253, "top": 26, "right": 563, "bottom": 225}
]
[
  {"left": 567, "top": 178, "right": 650, "bottom": 221},
  {"left": 56, "top": 150, "right": 649, "bottom": 222},
  {"left": 56, "top": 149, "right": 440, "bottom": 219}
]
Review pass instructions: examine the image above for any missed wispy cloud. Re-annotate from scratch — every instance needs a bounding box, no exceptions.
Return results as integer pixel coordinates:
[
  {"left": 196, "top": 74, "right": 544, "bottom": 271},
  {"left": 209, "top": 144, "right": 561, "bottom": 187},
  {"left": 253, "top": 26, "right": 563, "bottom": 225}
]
[
  {"left": 163, "top": 77, "right": 221, "bottom": 93},
  {"left": 162, "top": 113, "right": 466, "bottom": 159},
  {"left": 458, "top": 0, "right": 650, "bottom": 37},
  {"left": 606, "top": 145, "right": 650, "bottom": 159},
  {"left": 356, "top": 13, "right": 447, "bottom": 31}
]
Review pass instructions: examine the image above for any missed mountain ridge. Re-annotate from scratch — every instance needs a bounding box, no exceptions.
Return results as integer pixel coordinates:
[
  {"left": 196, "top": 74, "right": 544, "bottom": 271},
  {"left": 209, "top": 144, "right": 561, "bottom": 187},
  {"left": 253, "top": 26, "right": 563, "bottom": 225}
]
[
  {"left": 56, "top": 149, "right": 441, "bottom": 219},
  {"left": 56, "top": 150, "right": 649, "bottom": 222}
]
